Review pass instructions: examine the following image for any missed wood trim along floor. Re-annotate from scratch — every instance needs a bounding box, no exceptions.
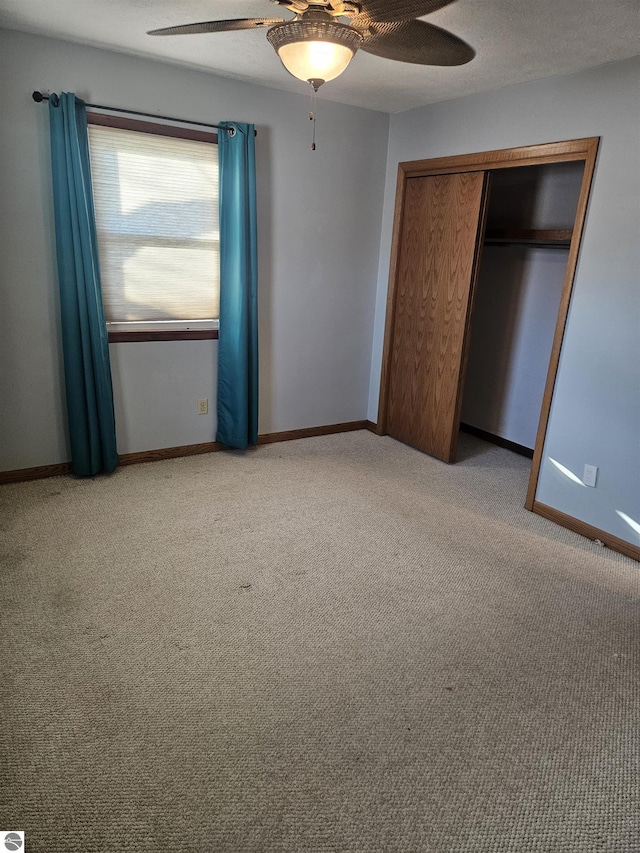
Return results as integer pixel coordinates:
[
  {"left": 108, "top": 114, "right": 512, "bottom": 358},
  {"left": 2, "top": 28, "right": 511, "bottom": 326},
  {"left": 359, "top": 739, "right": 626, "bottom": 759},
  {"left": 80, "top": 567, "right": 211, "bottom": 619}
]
[
  {"left": 119, "top": 442, "right": 223, "bottom": 466},
  {"left": 533, "top": 501, "right": 640, "bottom": 563},
  {"left": 0, "top": 421, "right": 375, "bottom": 484},
  {"left": 256, "top": 421, "right": 369, "bottom": 445},
  {"left": 0, "top": 462, "right": 72, "bottom": 484},
  {"left": 459, "top": 423, "right": 534, "bottom": 459}
]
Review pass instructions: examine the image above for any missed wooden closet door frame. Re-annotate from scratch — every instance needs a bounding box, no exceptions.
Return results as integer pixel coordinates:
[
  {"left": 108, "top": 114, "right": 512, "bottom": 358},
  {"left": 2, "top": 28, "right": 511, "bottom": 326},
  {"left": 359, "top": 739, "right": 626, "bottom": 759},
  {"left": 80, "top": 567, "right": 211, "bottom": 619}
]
[{"left": 377, "top": 137, "right": 600, "bottom": 511}]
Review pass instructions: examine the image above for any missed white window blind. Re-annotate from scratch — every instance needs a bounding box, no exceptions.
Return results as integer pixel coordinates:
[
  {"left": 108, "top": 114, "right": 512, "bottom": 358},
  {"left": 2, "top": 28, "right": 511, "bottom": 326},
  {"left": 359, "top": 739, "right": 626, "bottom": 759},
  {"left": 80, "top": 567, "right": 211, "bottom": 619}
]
[{"left": 87, "top": 123, "right": 219, "bottom": 324}]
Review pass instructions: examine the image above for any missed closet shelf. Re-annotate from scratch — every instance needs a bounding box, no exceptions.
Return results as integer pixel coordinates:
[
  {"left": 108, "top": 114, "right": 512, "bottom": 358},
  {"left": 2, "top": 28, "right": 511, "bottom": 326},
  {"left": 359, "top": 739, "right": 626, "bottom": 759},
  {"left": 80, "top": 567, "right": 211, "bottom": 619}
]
[{"left": 484, "top": 228, "right": 572, "bottom": 248}]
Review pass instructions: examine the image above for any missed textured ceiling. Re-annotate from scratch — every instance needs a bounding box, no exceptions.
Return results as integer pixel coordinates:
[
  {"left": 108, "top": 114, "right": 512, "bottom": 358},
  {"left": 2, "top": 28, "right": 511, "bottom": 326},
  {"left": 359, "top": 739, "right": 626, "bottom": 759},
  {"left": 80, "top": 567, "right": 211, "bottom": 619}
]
[{"left": 1, "top": 0, "right": 638, "bottom": 112}]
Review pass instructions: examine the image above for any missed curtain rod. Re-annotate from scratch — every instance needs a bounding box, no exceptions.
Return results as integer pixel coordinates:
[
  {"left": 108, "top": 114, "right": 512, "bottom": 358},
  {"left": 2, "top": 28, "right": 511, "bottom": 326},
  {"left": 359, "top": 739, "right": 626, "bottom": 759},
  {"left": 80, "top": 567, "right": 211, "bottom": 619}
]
[{"left": 32, "top": 91, "right": 254, "bottom": 135}]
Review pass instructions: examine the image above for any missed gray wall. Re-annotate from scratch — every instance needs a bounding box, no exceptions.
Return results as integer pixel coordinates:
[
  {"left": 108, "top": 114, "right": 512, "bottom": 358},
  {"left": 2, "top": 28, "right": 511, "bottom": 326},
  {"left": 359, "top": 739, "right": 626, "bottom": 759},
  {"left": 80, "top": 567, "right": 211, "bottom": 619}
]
[
  {"left": 0, "top": 29, "right": 389, "bottom": 464},
  {"left": 368, "top": 58, "right": 640, "bottom": 546}
]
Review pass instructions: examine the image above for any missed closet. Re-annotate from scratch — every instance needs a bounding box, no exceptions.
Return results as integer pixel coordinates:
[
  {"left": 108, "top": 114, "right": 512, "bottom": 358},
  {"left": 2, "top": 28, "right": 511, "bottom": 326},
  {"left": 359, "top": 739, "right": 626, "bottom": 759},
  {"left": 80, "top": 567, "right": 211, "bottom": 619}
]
[
  {"left": 460, "top": 162, "right": 584, "bottom": 456},
  {"left": 377, "top": 138, "right": 599, "bottom": 508}
]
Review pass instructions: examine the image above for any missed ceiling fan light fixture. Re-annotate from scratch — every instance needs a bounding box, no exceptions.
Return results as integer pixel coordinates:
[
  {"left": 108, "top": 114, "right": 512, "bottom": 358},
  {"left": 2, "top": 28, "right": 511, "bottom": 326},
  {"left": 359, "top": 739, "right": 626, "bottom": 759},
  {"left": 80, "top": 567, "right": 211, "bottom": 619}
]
[{"left": 267, "top": 14, "right": 363, "bottom": 88}]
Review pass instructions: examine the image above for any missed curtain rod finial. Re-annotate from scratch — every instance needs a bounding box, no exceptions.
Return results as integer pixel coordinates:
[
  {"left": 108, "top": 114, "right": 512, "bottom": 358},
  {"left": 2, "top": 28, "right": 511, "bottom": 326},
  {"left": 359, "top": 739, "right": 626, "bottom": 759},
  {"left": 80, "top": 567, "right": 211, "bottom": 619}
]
[{"left": 32, "top": 91, "right": 45, "bottom": 102}]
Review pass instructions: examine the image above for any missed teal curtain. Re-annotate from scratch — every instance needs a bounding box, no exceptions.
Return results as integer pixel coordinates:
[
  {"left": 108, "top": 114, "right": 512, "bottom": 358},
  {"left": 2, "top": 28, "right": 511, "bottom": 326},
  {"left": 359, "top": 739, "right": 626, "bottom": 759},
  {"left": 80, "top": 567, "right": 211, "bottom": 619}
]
[
  {"left": 216, "top": 122, "right": 259, "bottom": 449},
  {"left": 49, "top": 92, "right": 119, "bottom": 476}
]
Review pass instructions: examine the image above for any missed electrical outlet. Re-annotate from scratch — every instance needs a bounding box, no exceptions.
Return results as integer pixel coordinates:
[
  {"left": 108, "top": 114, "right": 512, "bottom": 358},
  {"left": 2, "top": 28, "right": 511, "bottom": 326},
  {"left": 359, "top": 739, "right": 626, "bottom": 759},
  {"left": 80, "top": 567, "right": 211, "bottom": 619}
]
[
  {"left": 197, "top": 398, "right": 208, "bottom": 415},
  {"left": 583, "top": 464, "right": 598, "bottom": 487}
]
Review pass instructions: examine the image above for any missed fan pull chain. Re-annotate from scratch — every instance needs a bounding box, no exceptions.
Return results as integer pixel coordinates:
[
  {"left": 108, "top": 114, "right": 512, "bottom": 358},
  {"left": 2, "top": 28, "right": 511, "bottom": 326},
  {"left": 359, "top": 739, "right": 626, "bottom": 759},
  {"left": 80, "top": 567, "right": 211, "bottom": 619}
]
[{"left": 309, "top": 85, "right": 317, "bottom": 151}]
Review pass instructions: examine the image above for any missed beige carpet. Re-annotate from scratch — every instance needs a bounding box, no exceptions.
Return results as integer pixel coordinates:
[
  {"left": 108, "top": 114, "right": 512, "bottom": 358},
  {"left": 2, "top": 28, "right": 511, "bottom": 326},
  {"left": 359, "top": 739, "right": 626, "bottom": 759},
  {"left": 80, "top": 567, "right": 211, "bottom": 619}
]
[{"left": 1, "top": 431, "right": 638, "bottom": 852}]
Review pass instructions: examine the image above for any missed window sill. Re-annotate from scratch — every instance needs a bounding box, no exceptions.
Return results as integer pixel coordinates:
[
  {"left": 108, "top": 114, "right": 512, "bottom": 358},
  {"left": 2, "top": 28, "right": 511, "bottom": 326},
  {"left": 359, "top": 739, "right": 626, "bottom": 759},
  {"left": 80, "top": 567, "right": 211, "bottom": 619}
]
[{"left": 108, "top": 329, "right": 219, "bottom": 343}]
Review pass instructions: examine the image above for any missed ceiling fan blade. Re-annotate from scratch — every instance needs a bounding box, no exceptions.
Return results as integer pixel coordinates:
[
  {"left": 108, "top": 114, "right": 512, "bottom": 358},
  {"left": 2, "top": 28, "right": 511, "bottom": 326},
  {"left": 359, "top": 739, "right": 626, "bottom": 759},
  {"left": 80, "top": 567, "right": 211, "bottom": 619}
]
[
  {"left": 356, "top": 0, "right": 457, "bottom": 24},
  {"left": 148, "top": 18, "right": 284, "bottom": 36},
  {"left": 361, "top": 20, "right": 474, "bottom": 65}
]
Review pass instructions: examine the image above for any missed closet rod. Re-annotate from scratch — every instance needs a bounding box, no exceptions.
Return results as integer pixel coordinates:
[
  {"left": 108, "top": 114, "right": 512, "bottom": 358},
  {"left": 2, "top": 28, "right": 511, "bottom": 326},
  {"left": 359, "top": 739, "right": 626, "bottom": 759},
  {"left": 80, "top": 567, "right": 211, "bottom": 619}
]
[
  {"left": 32, "top": 91, "right": 256, "bottom": 136},
  {"left": 484, "top": 239, "right": 571, "bottom": 250}
]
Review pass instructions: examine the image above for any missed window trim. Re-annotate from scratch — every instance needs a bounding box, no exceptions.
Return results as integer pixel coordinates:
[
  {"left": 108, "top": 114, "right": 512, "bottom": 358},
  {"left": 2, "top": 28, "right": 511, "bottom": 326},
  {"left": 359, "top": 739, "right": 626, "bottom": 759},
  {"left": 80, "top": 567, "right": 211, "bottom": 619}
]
[
  {"left": 87, "top": 112, "right": 218, "bottom": 144},
  {"left": 87, "top": 112, "right": 219, "bottom": 343},
  {"left": 108, "top": 328, "right": 219, "bottom": 343}
]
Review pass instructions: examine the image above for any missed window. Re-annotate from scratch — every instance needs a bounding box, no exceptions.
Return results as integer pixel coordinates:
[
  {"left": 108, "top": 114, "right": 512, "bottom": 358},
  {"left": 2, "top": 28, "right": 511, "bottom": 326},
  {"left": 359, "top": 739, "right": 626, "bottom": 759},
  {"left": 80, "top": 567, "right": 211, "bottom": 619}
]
[{"left": 87, "top": 114, "right": 219, "bottom": 342}]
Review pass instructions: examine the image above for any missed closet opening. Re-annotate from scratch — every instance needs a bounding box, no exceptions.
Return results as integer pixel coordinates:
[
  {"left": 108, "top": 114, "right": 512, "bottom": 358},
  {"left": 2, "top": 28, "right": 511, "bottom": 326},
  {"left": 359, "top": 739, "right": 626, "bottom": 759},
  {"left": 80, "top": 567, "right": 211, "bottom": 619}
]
[{"left": 459, "top": 161, "right": 585, "bottom": 461}]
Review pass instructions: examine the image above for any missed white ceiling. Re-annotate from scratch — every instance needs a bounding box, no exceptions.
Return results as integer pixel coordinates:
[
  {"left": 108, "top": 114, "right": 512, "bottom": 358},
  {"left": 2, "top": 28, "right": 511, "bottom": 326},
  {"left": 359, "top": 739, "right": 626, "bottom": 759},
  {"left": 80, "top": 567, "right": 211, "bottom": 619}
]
[{"left": 1, "top": 0, "right": 638, "bottom": 113}]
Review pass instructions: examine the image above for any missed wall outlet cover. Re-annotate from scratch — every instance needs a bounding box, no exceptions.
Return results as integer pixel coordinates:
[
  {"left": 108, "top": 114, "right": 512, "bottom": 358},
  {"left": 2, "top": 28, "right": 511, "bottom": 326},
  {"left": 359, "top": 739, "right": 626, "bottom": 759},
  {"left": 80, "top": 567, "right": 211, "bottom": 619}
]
[{"left": 583, "top": 464, "right": 598, "bottom": 487}]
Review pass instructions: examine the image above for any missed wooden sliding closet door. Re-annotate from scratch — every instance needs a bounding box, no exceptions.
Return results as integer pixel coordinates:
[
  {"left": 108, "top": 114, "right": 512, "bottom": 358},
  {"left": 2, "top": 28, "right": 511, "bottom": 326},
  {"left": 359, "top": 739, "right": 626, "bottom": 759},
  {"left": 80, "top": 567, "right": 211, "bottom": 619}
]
[{"left": 386, "top": 171, "right": 489, "bottom": 462}]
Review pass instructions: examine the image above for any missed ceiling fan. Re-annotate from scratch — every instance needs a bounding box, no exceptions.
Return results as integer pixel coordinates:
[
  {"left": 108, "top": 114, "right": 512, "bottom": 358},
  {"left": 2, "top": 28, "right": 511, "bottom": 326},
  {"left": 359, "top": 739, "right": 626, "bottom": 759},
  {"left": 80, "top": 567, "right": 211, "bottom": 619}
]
[{"left": 148, "top": 0, "right": 474, "bottom": 92}]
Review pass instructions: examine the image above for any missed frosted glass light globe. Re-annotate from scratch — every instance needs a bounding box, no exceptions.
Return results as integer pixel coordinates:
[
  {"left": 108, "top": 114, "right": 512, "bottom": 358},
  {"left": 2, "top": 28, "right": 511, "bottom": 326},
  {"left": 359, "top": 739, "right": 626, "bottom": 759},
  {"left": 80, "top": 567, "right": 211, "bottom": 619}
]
[{"left": 277, "top": 40, "right": 355, "bottom": 84}]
